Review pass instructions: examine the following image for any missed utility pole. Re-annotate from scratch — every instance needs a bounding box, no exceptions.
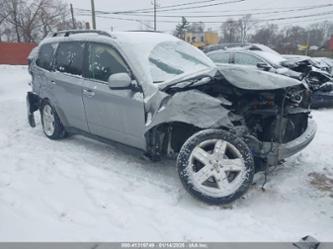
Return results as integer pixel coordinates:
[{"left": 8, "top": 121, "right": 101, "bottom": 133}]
[
  {"left": 91, "top": 0, "right": 96, "bottom": 30},
  {"left": 305, "top": 31, "right": 311, "bottom": 56},
  {"left": 153, "top": 0, "right": 157, "bottom": 31},
  {"left": 70, "top": 4, "right": 76, "bottom": 29}
]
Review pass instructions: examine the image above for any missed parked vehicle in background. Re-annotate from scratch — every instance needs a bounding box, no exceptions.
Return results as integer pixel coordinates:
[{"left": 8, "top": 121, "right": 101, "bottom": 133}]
[
  {"left": 207, "top": 48, "right": 333, "bottom": 108},
  {"left": 283, "top": 55, "right": 333, "bottom": 75},
  {"left": 204, "top": 43, "right": 281, "bottom": 55},
  {"left": 27, "top": 30, "right": 317, "bottom": 205},
  {"left": 313, "top": 57, "right": 333, "bottom": 75}
]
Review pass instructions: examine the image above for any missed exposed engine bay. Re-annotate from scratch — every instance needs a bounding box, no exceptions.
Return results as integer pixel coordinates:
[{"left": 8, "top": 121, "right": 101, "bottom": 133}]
[{"left": 191, "top": 75, "right": 311, "bottom": 144}]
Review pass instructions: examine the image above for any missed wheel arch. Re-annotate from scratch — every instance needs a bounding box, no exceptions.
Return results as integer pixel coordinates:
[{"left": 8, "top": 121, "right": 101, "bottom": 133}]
[
  {"left": 144, "top": 121, "right": 232, "bottom": 160},
  {"left": 39, "top": 97, "right": 71, "bottom": 130}
]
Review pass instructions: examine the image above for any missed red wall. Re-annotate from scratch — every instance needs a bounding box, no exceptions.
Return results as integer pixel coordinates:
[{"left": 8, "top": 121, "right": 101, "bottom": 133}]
[{"left": 0, "top": 42, "right": 37, "bottom": 65}]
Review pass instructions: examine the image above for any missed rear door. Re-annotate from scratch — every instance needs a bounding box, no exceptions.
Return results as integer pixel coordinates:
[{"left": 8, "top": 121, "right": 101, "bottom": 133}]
[
  {"left": 49, "top": 41, "right": 88, "bottom": 131},
  {"left": 82, "top": 42, "right": 146, "bottom": 150}
]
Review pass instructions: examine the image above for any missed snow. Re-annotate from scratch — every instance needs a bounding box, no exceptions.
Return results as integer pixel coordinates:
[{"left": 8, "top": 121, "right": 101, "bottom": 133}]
[{"left": 0, "top": 65, "right": 332, "bottom": 241}]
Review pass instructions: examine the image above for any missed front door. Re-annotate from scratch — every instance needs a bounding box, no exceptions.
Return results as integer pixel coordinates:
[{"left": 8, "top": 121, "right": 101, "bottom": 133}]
[{"left": 82, "top": 42, "right": 146, "bottom": 150}]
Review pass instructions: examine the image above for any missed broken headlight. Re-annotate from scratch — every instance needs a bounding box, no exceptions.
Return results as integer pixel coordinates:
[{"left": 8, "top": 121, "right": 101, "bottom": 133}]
[{"left": 286, "top": 89, "right": 305, "bottom": 105}]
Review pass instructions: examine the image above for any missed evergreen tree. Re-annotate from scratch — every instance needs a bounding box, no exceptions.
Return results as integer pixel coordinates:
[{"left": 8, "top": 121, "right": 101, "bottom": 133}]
[{"left": 174, "top": 17, "right": 190, "bottom": 40}]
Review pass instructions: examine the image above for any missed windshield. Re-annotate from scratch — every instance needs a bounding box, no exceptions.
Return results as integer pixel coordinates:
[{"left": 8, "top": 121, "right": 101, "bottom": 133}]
[{"left": 149, "top": 41, "right": 215, "bottom": 83}]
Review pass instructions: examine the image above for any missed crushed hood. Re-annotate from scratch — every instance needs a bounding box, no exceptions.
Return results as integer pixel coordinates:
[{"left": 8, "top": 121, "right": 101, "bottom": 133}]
[{"left": 218, "top": 64, "right": 303, "bottom": 90}]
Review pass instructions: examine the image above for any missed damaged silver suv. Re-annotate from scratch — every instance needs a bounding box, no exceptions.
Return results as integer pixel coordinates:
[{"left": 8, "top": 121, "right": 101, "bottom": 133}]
[{"left": 27, "top": 30, "right": 317, "bottom": 205}]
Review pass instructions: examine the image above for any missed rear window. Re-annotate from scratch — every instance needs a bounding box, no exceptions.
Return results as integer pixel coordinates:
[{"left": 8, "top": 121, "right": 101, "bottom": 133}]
[
  {"left": 55, "top": 42, "right": 85, "bottom": 76},
  {"left": 36, "top": 43, "right": 57, "bottom": 71}
]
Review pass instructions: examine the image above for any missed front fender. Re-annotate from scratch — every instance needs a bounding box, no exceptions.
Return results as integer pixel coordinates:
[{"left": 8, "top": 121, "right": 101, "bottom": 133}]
[{"left": 145, "top": 90, "right": 233, "bottom": 132}]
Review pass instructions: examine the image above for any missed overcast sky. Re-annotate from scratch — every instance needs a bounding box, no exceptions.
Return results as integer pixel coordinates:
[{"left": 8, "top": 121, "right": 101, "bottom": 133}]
[{"left": 65, "top": 0, "right": 333, "bottom": 33}]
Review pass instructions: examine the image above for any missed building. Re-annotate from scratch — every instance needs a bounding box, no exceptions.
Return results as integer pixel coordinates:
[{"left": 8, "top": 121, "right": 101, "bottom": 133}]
[{"left": 184, "top": 31, "right": 219, "bottom": 49}]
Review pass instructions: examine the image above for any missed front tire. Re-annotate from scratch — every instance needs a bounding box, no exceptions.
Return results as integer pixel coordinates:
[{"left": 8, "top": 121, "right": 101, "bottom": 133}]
[
  {"left": 177, "top": 129, "right": 254, "bottom": 205},
  {"left": 40, "top": 101, "right": 67, "bottom": 140}
]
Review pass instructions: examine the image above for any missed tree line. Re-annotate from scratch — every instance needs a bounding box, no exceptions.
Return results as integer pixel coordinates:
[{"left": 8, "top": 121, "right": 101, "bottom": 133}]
[
  {"left": 0, "top": 0, "right": 84, "bottom": 43},
  {"left": 174, "top": 16, "right": 333, "bottom": 53}
]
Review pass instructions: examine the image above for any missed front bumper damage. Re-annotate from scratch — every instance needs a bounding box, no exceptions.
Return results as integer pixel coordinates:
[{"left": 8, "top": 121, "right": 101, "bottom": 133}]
[
  {"left": 255, "top": 119, "right": 317, "bottom": 165},
  {"left": 277, "top": 119, "right": 317, "bottom": 159}
]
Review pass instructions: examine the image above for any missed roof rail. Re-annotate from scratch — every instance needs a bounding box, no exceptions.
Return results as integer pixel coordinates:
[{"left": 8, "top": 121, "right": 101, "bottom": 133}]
[
  {"left": 52, "top": 30, "right": 113, "bottom": 38},
  {"left": 127, "top": 30, "right": 164, "bottom": 33}
]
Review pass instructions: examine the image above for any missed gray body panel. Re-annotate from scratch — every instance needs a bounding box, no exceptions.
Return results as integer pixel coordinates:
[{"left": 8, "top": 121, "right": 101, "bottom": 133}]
[
  {"left": 146, "top": 90, "right": 233, "bottom": 131},
  {"left": 82, "top": 79, "right": 146, "bottom": 150},
  {"left": 49, "top": 72, "right": 88, "bottom": 131}
]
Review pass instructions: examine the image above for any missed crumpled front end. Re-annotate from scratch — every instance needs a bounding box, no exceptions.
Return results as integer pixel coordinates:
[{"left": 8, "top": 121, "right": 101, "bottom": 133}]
[
  {"left": 143, "top": 66, "right": 317, "bottom": 166},
  {"left": 232, "top": 84, "right": 317, "bottom": 166}
]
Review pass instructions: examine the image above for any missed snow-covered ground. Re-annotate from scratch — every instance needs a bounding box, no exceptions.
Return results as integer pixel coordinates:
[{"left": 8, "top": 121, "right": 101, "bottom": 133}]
[{"left": 0, "top": 65, "right": 332, "bottom": 242}]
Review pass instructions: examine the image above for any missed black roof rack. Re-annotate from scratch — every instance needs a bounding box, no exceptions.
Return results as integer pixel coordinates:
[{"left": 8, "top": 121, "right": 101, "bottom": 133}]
[{"left": 52, "top": 30, "right": 113, "bottom": 38}]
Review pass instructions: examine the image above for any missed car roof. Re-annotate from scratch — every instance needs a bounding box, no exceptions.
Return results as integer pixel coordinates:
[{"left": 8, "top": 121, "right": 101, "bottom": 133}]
[
  {"left": 40, "top": 30, "right": 176, "bottom": 45},
  {"left": 207, "top": 48, "right": 286, "bottom": 67}
]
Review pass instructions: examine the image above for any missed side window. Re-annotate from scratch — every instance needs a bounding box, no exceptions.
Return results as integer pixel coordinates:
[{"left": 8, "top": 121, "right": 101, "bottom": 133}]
[
  {"left": 88, "top": 43, "right": 128, "bottom": 82},
  {"left": 36, "top": 43, "right": 57, "bottom": 71},
  {"left": 208, "top": 52, "right": 230, "bottom": 64},
  {"left": 234, "top": 53, "right": 262, "bottom": 66},
  {"left": 55, "top": 42, "right": 85, "bottom": 76}
]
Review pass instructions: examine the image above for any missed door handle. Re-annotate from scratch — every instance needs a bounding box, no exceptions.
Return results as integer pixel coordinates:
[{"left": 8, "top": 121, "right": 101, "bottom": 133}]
[
  {"left": 83, "top": 89, "right": 95, "bottom": 97},
  {"left": 50, "top": 80, "right": 56, "bottom": 85}
]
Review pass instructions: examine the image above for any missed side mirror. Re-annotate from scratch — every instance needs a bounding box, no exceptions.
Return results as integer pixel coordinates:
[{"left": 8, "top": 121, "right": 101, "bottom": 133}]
[
  {"left": 257, "top": 62, "right": 271, "bottom": 71},
  {"left": 108, "top": 73, "right": 132, "bottom": 89}
]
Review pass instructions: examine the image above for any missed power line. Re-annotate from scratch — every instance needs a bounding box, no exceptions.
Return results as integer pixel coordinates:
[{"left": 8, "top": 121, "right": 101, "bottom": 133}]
[
  {"left": 261, "top": 10, "right": 333, "bottom": 22},
  {"left": 77, "top": 10, "right": 333, "bottom": 24},
  {"left": 156, "top": 4, "right": 333, "bottom": 14},
  {"left": 76, "top": 0, "right": 245, "bottom": 15},
  {"left": 76, "top": 3, "right": 333, "bottom": 16},
  {"left": 103, "top": 4, "right": 333, "bottom": 18},
  {"left": 113, "top": 0, "right": 225, "bottom": 14}
]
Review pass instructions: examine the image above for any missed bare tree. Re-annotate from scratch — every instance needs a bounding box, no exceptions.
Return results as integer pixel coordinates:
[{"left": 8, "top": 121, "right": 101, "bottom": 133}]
[
  {"left": 238, "top": 14, "right": 255, "bottom": 44},
  {"left": 0, "top": 0, "right": 22, "bottom": 42},
  {"left": 220, "top": 18, "right": 240, "bottom": 43},
  {"left": 251, "top": 24, "right": 278, "bottom": 45},
  {"left": 189, "top": 22, "right": 205, "bottom": 33},
  {"left": 0, "top": 0, "right": 84, "bottom": 43}
]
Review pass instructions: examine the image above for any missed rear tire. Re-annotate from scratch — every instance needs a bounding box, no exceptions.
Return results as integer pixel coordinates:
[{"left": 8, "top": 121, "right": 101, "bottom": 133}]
[
  {"left": 40, "top": 101, "right": 67, "bottom": 140},
  {"left": 177, "top": 129, "right": 254, "bottom": 205}
]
